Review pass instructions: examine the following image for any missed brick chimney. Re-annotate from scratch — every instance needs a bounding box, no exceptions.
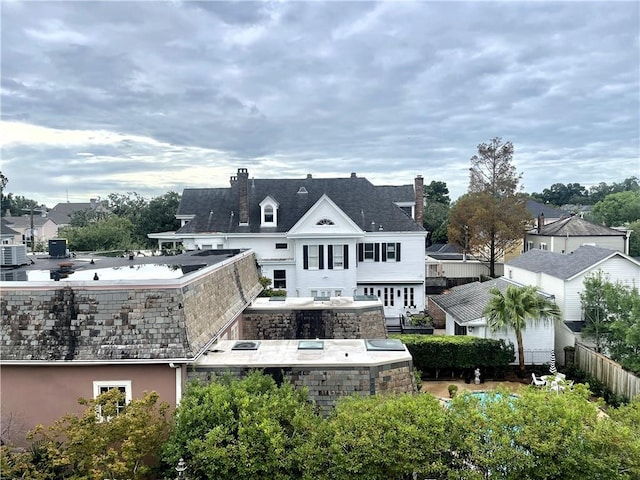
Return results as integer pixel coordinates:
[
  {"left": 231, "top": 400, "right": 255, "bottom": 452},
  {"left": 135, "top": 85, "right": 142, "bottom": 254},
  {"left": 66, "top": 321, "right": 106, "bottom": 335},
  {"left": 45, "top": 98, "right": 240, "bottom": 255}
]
[
  {"left": 414, "top": 175, "right": 424, "bottom": 226},
  {"left": 537, "top": 212, "right": 545, "bottom": 233},
  {"left": 237, "top": 168, "right": 249, "bottom": 225}
]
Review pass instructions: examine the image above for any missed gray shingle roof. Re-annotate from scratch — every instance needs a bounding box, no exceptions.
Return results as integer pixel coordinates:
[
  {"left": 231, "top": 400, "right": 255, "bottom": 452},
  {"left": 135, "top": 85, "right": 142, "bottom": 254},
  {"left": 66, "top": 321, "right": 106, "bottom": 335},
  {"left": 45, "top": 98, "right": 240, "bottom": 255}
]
[
  {"left": 506, "top": 245, "right": 626, "bottom": 280},
  {"left": 429, "top": 278, "right": 517, "bottom": 324},
  {"left": 176, "top": 173, "right": 423, "bottom": 234},
  {"left": 532, "top": 215, "right": 626, "bottom": 237},
  {"left": 526, "top": 199, "right": 570, "bottom": 219}
]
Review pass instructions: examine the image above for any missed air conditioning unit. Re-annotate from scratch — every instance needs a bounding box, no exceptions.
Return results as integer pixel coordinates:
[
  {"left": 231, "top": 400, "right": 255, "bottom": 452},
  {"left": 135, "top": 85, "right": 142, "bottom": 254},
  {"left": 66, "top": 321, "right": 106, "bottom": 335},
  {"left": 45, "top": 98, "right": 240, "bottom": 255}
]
[{"left": 1, "top": 244, "right": 28, "bottom": 267}]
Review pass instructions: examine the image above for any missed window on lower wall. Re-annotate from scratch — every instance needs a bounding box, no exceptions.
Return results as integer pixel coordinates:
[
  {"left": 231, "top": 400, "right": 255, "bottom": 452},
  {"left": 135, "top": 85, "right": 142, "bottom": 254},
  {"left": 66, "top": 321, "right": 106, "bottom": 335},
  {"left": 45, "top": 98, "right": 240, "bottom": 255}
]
[
  {"left": 273, "top": 269, "right": 286, "bottom": 289},
  {"left": 93, "top": 380, "right": 132, "bottom": 421}
]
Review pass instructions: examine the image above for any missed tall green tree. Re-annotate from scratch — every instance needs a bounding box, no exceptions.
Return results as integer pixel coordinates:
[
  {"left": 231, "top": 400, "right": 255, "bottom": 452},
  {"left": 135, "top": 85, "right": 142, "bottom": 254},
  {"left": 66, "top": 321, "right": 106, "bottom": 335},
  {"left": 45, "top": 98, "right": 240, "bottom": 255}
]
[
  {"left": 628, "top": 219, "right": 640, "bottom": 257},
  {"left": 59, "top": 215, "right": 135, "bottom": 252},
  {"left": 301, "top": 393, "right": 449, "bottom": 480},
  {"left": 448, "top": 138, "right": 531, "bottom": 277},
  {"left": 590, "top": 190, "right": 640, "bottom": 227},
  {"left": 484, "top": 285, "right": 562, "bottom": 376},
  {"left": 581, "top": 272, "right": 640, "bottom": 374},
  {"left": 162, "top": 372, "right": 318, "bottom": 480},
  {"left": 136, "top": 191, "right": 181, "bottom": 246}
]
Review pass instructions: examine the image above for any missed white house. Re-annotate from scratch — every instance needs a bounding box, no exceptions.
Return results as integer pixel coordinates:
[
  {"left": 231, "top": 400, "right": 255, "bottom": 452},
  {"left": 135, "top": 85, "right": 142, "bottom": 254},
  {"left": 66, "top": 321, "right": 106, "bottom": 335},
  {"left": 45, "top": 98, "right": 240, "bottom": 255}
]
[
  {"left": 149, "top": 168, "right": 428, "bottom": 318},
  {"left": 429, "top": 278, "right": 556, "bottom": 366},
  {"left": 525, "top": 215, "right": 630, "bottom": 255},
  {"left": 505, "top": 245, "right": 640, "bottom": 361},
  {"left": 505, "top": 245, "right": 640, "bottom": 324}
]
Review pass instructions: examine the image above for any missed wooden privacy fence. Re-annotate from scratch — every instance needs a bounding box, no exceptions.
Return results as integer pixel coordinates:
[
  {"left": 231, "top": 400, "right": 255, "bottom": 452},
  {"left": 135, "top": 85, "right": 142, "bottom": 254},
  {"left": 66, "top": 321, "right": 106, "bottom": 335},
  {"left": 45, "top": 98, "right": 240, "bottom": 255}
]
[{"left": 575, "top": 341, "right": 640, "bottom": 401}]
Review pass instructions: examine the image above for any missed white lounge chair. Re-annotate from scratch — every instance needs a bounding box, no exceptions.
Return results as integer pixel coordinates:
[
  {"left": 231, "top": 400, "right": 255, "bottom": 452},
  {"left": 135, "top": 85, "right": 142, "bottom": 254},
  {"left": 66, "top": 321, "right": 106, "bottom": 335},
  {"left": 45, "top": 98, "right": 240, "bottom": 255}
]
[{"left": 531, "top": 373, "right": 546, "bottom": 387}]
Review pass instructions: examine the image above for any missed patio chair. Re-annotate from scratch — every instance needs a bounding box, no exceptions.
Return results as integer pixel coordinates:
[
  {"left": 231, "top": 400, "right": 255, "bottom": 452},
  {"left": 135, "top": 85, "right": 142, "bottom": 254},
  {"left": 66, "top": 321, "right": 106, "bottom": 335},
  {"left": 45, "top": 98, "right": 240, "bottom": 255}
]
[{"left": 531, "top": 373, "right": 546, "bottom": 387}]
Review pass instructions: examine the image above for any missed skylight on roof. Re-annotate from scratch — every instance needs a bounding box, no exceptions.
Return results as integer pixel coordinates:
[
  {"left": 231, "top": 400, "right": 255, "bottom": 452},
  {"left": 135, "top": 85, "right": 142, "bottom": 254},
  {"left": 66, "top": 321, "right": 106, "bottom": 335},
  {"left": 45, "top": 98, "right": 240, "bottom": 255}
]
[
  {"left": 298, "top": 340, "right": 324, "bottom": 350},
  {"left": 365, "top": 339, "right": 405, "bottom": 351}
]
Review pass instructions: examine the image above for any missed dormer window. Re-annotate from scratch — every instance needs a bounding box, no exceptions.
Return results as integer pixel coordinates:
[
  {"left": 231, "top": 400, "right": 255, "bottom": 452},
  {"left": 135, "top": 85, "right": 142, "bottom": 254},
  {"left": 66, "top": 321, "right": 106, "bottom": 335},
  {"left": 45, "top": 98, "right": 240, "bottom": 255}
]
[
  {"left": 260, "top": 196, "right": 279, "bottom": 227},
  {"left": 316, "top": 218, "right": 335, "bottom": 225},
  {"left": 264, "top": 205, "right": 274, "bottom": 223}
]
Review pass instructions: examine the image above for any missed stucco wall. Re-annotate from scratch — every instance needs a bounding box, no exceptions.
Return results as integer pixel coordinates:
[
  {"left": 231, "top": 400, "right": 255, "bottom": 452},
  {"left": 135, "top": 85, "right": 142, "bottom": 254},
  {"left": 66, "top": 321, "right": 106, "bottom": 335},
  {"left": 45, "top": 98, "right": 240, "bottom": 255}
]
[
  {"left": 242, "top": 305, "right": 387, "bottom": 339},
  {"left": 0, "top": 364, "right": 177, "bottom": 446}
]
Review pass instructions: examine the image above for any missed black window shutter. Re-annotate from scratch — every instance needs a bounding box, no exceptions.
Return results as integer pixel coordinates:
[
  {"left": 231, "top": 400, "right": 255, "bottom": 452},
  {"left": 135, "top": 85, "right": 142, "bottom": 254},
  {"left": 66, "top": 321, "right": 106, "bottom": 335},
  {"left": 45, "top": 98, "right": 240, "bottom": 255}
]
[
  {"left": 381, "top": 242, "right": 387, "bottom": 262},
  {"left": 344, "top": 245, "right": 349, "bottom": 269},
  {"left": 358, "top": 243, "right": 364, "bottom": 262},
  {"left": 374, "top": 243, "right": 380, "bottom": 262},
  {"left": 396, "top": 243, "right": 401, "bottom": 262},
  {"left": 319, "top": 245, "right": 325, "bottom": 270},
  {"left": 303, "top": 245, "right": 309, "bottom": 270},
  {"left": 328, "top": 245, "right": 333, "bottom": 269}
]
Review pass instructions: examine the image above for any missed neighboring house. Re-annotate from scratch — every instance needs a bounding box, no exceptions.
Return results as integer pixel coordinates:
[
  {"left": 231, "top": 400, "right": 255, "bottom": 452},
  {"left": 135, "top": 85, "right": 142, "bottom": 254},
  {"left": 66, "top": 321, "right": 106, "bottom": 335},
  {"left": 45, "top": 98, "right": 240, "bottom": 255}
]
[
  {"left": 47, "top": 198, "right": 110, "bottom": 227},
  {"left": 502, "top": 199, "right": 570, "bottom": 263},
  {"left": 1, "top": 218, "right": 20, "bottom": 244},
  {"left": 429, "top": 277, "right": 556, "bottom": 366},
  {"left": 505, "top": 245, "right": 640, "bottom": 324},
  {"left": 0, "top": 249, "right": 263, "bottom": 445},
  {"left": 505, "top": 245, "right": 640, "bottom": 359},
  {"left": 425, "top": 243, "right": 503, "bottom": 285},
  {"left": 149, "top": 168, "right": 428, "bottom": 318},
  {"left": 1, "top": 214, "right": 59, "bottom": 248},
  {"left": 525, "top": 215, "right": 630, "bottom": 255}
]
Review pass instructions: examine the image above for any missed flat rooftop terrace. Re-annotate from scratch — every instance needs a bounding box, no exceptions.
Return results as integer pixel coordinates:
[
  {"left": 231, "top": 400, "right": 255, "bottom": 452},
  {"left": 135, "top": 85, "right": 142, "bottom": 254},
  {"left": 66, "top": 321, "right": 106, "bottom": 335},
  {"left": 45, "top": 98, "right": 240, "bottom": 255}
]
[
  {"left": 197, "top": 338, "right": 412, "bottom": 368},
  {"left": 1, "top": 249, "right": 247, "bottom": 284}
]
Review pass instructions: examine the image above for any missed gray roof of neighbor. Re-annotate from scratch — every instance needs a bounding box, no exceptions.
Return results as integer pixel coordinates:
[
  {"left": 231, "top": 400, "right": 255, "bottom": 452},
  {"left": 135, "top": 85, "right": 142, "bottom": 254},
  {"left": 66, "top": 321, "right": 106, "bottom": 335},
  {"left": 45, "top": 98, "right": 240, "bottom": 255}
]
[
  {"left": 526, "top": 199, "right": 570, "bottom": 219},
  {"left": 532, "top": 215, "right": 626, "bottom": 237},
  {"left": 507, "top": 245, "right": 630, "bottom": 280},
  {"left": 2, "top": 215, "right": 55, "bottom": 229},
  {"left": 176, "top": 173, "right": 423, "bottom": 234},
  {"left": 0, "top": 219, "right": 20, "bottom": 236},
  {"left": 429, "top": 278, "right": 520, "bottom": 324}
]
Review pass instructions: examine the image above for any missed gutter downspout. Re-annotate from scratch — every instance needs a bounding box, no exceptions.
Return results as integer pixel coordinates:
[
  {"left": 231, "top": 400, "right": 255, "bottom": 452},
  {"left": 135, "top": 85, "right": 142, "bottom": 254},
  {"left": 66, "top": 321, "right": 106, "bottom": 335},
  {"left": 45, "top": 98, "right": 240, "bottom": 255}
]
[{"left": 169, "top": 362, "right": 182, "bottom": 406}]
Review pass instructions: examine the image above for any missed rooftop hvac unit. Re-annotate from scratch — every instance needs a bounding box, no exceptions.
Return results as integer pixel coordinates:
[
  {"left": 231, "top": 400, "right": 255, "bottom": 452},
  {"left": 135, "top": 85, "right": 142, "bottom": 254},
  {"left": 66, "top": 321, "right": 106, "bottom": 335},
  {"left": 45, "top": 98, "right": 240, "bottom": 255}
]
[
  {"left": 1, "top": 244, "right": 28, "bottom": 267},
  {"left": 49, "top": 239, "right": 68, "bottom": 259}
]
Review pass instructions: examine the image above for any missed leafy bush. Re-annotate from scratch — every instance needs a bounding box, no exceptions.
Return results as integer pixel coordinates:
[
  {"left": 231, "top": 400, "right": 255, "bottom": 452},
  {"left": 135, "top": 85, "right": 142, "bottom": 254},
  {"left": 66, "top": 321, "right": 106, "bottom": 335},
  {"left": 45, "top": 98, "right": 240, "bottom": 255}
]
[{"left": 391, "top": 334, "right": 515, "bottom": 379}]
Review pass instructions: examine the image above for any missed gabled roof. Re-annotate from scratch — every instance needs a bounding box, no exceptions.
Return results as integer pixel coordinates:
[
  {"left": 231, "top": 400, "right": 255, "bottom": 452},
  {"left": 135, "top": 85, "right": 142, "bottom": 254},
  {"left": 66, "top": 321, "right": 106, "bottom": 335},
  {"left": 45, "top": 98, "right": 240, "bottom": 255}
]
[
  {"left": 176, "top": 173, "right": 423, "bottom": 234},
  {"left": 1, "top": 215, "right": 55, "bottom": 229},
  {"left": 430, "top": 278, "right": 520, "bottom": 324},
  {"left": 507, "top": 245, "right": 637, "bottom": 280},
  {"left": 526, "top": 199, "right": 570, "bottom": 219},
  {"left": 531, "top": 215, "right": 626, "bottom": 237},
  {"left": 48, "top": 201, "right": 107, "bottom": 225},
  {"left": 1, "top": 219, "right": 20, "bottom": 236}
]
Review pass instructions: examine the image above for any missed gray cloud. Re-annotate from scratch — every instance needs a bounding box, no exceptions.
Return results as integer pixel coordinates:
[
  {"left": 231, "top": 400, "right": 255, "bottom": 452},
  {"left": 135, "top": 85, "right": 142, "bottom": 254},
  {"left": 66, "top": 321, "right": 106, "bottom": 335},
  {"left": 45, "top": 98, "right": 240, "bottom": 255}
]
[{"left": 1, "top": 0, "right": 638, "bottom": 205}]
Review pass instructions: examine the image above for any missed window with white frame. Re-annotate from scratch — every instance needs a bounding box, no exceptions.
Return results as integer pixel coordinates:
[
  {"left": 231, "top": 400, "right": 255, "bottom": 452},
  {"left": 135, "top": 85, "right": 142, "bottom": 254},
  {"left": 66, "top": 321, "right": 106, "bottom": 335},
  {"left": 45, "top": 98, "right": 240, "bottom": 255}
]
[
  {"left": 264, "top": 205, "right": 274, "bottom": 223},
  {"left": 403, "top": 287, "right": 415, "bottom": 307},
  {"left": 363, "top": 243, "right": 374, "bottom": 260},
  {"left": 93, "top": 380, "right": 131, "bottom": 420},
  {"left": 275, "top": 242, "right": 288, "bottom": 250},
  {"left": 273, "top": 269, "right": 286, "bottom": 289},
  {"left": 316, "top": 218, "right": 334, "bottom": 225},
  {"left": 540, "top": 243, "right": 548, "bottom": 251},
  {"left": 331, "top": 244, "right": 344, "bottom": 269},
  {"left": 308, "top": 245, "right": 319, "bottom": 269},
  {"left": 386, "top": 243, "right": 396, "bottom": 260},
  {"left": 526, "top": 241, "right": 534, "bottom": 251}
]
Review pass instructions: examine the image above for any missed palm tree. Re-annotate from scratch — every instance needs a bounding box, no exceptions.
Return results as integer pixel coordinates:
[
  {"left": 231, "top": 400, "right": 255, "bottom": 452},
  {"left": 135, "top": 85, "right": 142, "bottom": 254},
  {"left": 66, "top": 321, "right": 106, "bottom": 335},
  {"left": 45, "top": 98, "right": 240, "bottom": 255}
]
[{"left": 484, "top": 285, "right": 562, "bottom": 376}]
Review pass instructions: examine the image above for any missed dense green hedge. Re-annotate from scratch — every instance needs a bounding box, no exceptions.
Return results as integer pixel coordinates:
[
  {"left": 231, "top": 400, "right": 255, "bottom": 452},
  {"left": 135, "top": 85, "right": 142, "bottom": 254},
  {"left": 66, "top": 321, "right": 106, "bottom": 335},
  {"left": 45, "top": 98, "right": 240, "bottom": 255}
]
[{"left": 391, "top": 334, "right": 515, "bottom": 379}]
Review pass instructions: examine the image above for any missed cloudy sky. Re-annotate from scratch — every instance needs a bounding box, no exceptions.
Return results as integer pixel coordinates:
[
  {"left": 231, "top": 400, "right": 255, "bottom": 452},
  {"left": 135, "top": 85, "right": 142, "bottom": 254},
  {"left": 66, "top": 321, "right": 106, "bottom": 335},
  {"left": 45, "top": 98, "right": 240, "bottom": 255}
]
[{"left": 1, "top": 0, "right": 638, "bottom": 207}]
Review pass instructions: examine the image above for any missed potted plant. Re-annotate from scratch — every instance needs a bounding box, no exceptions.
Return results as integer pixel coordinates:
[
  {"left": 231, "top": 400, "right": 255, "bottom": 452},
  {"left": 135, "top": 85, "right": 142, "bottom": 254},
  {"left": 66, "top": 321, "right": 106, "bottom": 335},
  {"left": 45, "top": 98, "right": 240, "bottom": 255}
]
[{"left": 448, "top": 384, "right": 459, "bottom": 398}]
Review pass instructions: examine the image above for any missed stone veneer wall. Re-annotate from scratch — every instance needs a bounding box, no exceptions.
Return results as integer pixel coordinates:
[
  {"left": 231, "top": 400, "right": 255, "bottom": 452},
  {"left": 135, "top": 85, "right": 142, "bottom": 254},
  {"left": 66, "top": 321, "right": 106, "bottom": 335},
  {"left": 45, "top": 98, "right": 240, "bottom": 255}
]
[
  {"left": 1, "top": 252, "right": 262, "bottom": 360},
  {"left": 242, "top": 305, "right": 387, "bottom": 340},
  {"left": 189, "top": 360, "right": 415, "bottom": 415}
]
